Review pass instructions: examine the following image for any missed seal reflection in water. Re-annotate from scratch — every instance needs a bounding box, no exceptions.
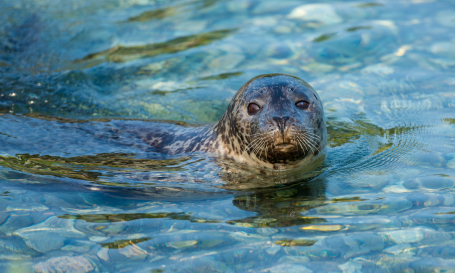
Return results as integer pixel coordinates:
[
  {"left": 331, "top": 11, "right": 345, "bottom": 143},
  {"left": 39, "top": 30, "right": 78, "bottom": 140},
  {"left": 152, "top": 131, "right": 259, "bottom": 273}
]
[{"left": 139, "top": 74, "right": 327, "bottom": 170}]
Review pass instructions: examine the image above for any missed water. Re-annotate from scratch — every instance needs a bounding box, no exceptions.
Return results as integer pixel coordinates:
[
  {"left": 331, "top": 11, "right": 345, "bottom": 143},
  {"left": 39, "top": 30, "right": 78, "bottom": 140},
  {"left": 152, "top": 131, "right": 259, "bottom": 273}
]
[{"left": 1, "top": 0, "right": 455, "bottom": 271}]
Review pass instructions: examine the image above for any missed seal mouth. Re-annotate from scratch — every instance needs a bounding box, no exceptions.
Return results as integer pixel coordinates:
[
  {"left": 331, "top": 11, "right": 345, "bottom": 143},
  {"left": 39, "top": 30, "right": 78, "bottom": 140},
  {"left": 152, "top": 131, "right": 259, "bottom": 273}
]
[{"left": 274, "top": 143, "right": 295, "bottom": 149}]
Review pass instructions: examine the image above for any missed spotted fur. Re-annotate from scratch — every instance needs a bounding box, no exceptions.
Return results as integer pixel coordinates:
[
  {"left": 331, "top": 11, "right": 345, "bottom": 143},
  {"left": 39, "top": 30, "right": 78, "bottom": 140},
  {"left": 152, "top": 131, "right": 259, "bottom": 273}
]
[{"left": 138, "top": 74, "right": 327, "bottom": 170}]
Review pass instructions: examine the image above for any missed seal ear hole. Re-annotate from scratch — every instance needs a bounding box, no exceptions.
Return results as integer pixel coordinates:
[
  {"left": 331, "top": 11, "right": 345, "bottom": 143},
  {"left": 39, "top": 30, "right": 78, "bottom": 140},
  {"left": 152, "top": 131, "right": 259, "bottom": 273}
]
[
  {"left": 296, "top": 100, "right": 309, "bottom": 109},
  {"left": 248, "top": 103, "right": 260, "bottom": 115}
]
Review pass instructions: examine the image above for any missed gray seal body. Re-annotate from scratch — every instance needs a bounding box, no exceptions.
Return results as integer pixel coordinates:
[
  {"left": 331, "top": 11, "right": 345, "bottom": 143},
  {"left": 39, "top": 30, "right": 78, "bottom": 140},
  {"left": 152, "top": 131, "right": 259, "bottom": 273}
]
[{"left": 136, "top": 74, "right": 327, "bottom": 170}]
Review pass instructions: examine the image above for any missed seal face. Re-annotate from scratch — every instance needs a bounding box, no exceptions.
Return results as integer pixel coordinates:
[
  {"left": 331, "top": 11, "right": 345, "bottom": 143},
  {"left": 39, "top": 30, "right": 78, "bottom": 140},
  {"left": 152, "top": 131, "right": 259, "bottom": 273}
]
[
  {"left": 214, "top": 74, "right": 327, "bottom": 169},
  {"left": 137, "top": 74, "right": 327, "bottom": 170}
]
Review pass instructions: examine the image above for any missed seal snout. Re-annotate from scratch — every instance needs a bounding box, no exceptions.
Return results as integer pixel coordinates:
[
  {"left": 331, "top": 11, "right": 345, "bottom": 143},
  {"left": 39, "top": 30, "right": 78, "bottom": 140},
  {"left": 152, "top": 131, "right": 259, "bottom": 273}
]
[
  {"left": 271, "top": 116, "right": 290, "bottom": 134},
  {"left": 270, "top": 116, "right": 296, "bottom": 149}
]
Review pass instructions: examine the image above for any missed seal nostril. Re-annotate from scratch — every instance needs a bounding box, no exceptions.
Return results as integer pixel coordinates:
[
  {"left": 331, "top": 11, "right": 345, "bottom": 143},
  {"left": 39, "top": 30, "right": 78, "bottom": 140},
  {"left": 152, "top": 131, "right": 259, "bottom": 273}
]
[{"left": 272, "top": 116, "right": 290, "bottom": 133}]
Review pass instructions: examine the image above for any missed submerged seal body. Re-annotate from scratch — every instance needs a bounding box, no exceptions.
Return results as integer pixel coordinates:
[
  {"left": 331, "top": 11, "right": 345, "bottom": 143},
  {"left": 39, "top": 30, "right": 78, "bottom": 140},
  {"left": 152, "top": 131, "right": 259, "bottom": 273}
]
[{"left": 138, "top": 74, "right": 327, "bottom": 170}]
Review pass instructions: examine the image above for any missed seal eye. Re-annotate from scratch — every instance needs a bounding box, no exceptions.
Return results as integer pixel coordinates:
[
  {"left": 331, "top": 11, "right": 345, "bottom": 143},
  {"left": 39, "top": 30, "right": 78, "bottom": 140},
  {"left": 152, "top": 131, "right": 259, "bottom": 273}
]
[
  {"left": 296, "top": 100, "right": 309, "bottom": 109},
  {"left": 247, "top": 103, "right": 260, "bottom": 115}
]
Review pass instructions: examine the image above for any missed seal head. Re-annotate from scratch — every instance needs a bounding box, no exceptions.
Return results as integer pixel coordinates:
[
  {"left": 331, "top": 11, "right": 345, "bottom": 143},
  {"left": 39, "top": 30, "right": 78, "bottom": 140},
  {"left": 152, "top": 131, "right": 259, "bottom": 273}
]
[
  {"left": 135, "top": 73, "right": 326, "bottom": 170},
  {"left": 215, "top": 74, "right": 327, "bottom": 169}
]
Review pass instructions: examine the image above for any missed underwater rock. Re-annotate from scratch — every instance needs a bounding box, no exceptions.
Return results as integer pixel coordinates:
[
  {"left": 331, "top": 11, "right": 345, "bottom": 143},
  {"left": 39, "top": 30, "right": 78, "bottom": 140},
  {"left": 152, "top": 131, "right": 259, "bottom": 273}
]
[
  {"left": 0, "top": 213, "right": 7, "bottom": 226},
  {"left": 13, "top": 216, "right": 85, "bottom": 252},
  {"left": 288, "top": 4, "right": 342, "bottom": 26},
  {"left": 382, "top": 184, "right": 410, "bottom": 193},
  {"left": 338, "top": 261, "right": 362, "bottom": 273},
  {"left": 441, "top": 193, "right": 455, "bottom": 205},
  {"left": 382, "top": 243, "right": 415, "bottom": 256},
  {"left": 118, "top": 243, "right": 148, "bottom": 259},
  {"left": 6, "top": 203, "right": 49, "bottom": 212},
  {"left": 312, "top": 197, "right": 412, "bottom": 215},
  {"left": 226, "top": 0, "right": 251, "bottom": 12},
  {"left": 20, "top": 233, "right": 65, "bottom": 253},
  {"left": 257, "top": 228, "right": 279, "bottom": 236},
  {"left": 229, "top": 231, "right": 270, "bottom": 242},
  {"left": 14, "top": 216, "right": 85, "bottom": 238},
  {"left": 33, "top": 256, "right": 94, "bottom": 273},
  {"left": 253, "top": 1, "right": 298, "bottom": 14},
  {"left": 323, "top": 233, "right": 384, "bottom": 259},
  {"left": 174, "top": 20, "right": 208, "bottom": 33},
  {"left": 436, "top": 11, "right": 455, "bottom": 28},
  {"left": 376, "top": 254, "right": 419, "bottom": 270},
  {"left": 403, "top": 176, "right": 455, "bottom": 190},
  {"left": 0, "top": 215, "right": 33, "bottom": 235},
  {"left": 277, "top": 256, "right": 310, "bottom": 264},
  {"left": 410, "top": 258, "right": 455, "bottom": 272},
  {"left": 97, "top": 247, "right": 109, "bottom": 261},
  {"left": 284, "top": 244, "right": 340, "bottom": 259},
  {"left": 447, "top": 158, "right": 455, "bottom": 169},
  {"left": 209, "top": 54, "right": 245, "bottom": 70},
  {"left": 430, "top": 41, "right": 455, "bottom": 57},
  {"left": 380, "top": 227, "right": 430, "bottom": 244},
  {"left": 166, "top": 240, "right": 198, "bottom": 249},
  {"left": 61, "top": 241, "right": 93, "bottom": 253},
  {"left": 300, "top": 224, "right": 344, "bottom": 232},
  {"left": 300, "top": 63, "right": 335, "bottom": 73},
  {"left": 274, "top": 238, "right": 318, "bottom": 247},
  {"left": 265, "top": 243, "right": 281, "bottom": 255},
  {"left": 89, "top": 236, "right": 109, "bottom": 242},
  {"left": 268, "top": 263, "right": 313, "bottom": 273},
  {"left": 0, "top": 236, "right": 40, "bottom": 257},
  {"left": 361, "top": 64, "right": 394, "bottom": 76}
]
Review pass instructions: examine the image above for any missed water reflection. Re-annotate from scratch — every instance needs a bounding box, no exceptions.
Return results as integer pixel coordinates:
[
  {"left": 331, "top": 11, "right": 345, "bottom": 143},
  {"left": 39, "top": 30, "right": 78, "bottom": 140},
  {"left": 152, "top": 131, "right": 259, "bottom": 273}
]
[{"left": 230, "top": 180, "right": 328, "bottom": 228}]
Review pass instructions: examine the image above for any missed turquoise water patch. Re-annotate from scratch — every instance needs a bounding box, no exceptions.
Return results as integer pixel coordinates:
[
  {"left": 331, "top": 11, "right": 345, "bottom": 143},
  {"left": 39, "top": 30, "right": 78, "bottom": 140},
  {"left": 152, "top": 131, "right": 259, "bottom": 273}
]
[{"left": 1, "top": 0, "right": 455, "bottom": 272}]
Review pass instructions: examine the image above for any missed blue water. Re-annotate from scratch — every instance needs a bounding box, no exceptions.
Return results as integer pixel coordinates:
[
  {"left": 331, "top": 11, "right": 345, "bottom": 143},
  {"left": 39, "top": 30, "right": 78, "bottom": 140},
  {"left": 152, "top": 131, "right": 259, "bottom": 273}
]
[{"left": 1, "top": 0, "right": 455, "bottom": 272}]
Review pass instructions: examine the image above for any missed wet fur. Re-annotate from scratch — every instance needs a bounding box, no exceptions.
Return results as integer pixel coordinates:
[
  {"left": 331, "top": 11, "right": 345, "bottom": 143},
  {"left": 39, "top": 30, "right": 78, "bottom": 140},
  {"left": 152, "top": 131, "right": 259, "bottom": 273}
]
[{"left": 136, "top": 74, "right": 327, "bottom": 170}]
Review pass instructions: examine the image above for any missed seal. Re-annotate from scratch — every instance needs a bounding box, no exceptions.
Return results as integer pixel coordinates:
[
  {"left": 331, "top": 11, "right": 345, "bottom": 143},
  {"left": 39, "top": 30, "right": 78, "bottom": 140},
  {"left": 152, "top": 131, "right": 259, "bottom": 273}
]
[{"left": 135, "top": 73, "right": 327, "bottom": 170}]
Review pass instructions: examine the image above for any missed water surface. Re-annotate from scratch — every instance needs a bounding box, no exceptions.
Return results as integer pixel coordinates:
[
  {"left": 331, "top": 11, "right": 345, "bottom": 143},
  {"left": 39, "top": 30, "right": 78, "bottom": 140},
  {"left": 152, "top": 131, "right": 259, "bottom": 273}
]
[{"left": 1, "top": 0, "right": 455, "bottom": 272}]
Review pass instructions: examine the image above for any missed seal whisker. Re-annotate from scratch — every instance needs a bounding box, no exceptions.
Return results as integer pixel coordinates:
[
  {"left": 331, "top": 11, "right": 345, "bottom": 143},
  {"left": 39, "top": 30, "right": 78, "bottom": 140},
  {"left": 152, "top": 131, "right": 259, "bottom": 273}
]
[
  {"left": 258, "top": 140, "right": 267, "bottom": 159},
  {"left": 298, "top": 134, "right": 314, "bottom": 153},
  {"left": 242, "top": 136, "right": 268, "bottom": 155},
  {"left": 302, "top": 130, "right": 320, "bottom": 136},
  {"left": 293, "top": 133, "right": 303, "bottom": 152},
  {"left": 260, "top": 132, "right": 272, "bottom": 159},
  {"left": 252, "top": 138, "right": 267, "bottom": 157},
  {"left": 246, "top": 134, "right": 271, "bottom": 156},
  {"left": 243, "top": 137, "right": 267, "bottom": 152},
  {"left": 303, "top": 136, "right": 320, "bottom": 153},
  {"left": 295, "top": 135, "right": 306, "bottom": 152},
  {"left": 301, "top": 131, "right": 321, "bottom": 143},
  {"left": 303, "top": 132, "right": 321, "bottom": 140},
  {"left": 307, "top": 134, "right": 319, "bottom": 152},
  {"left": 298, "top": 135, "right": 310, "bottom": 152},
  {"left": 299, "top": 129, "right": 321, "bottom": 138}
]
